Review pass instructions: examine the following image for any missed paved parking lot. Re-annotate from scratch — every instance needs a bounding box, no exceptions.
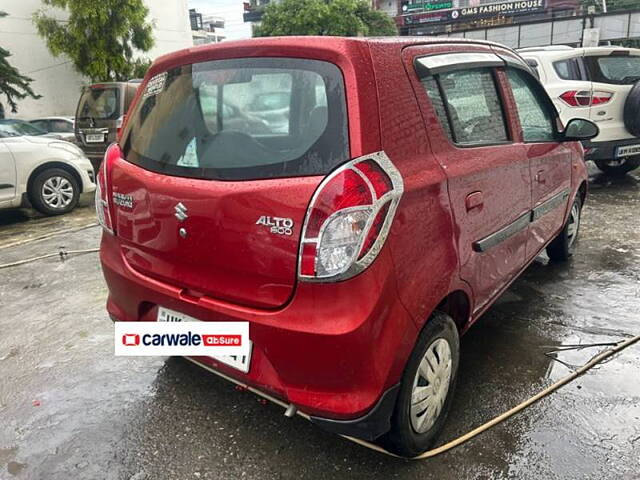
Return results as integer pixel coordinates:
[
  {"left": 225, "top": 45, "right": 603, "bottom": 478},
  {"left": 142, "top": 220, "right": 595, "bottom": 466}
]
[{"left": 0, "top": 165, "right": 639, "bottom": 479}]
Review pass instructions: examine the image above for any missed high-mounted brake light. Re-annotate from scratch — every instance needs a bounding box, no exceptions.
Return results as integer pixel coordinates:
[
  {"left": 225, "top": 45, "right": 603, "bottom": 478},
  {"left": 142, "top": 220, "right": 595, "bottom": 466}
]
[
  {"left": 560, "top": 90, "right": 613, "bottom": 107},
  {"left": 95, "top": 143, "right": 120, "bottom": 235},
  {"left": 298, "top": 152, "right": 404, "bottom": 281}
]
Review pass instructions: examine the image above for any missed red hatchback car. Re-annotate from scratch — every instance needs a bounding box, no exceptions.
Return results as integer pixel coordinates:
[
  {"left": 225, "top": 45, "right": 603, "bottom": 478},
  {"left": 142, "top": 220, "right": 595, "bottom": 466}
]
[{"left": 98, "top": 37, "right": 597, "bottom": 456}]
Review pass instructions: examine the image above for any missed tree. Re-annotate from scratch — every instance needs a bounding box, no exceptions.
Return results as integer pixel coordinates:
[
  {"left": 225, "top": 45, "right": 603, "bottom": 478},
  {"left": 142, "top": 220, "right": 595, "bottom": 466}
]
[
  {"left": 0, "top": 11, "right": 41, "bottom": 114},
  {"left": 33, "top": 0, "right": 154, "bottom": 82},
  {"left": 254, "top": 0, "right": 397, "bottom": 37}
]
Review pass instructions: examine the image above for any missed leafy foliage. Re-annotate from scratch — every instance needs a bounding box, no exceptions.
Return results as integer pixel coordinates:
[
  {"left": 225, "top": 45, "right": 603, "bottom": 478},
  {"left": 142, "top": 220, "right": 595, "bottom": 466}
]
[
  {"left": 33, "top": 0, "right": 154, "bottom": 82},
  {"left": 254, "top": 0, "right": 397, "bottom": 37},
  {"left": 0, "top": 11, "right": 41, "bottom": 114}
]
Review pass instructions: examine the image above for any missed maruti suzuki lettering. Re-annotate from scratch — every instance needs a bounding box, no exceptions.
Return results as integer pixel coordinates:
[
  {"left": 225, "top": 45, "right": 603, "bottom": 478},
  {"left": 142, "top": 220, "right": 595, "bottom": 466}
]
[{"left": 99, "top": 37, "right": 597, "bottom": 457}]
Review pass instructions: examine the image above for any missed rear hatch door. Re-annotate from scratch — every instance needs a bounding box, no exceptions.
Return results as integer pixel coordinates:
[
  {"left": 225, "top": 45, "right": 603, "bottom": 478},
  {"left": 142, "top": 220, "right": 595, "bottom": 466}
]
[
  {"left": 112, "top": 57, "right": 349, "bottom": 309},
  {"left": 584, "top": 50, "right": 640, "bottom": 141},
  {"left": 75, "top": 84, "right": 122, "bottom": 149}
]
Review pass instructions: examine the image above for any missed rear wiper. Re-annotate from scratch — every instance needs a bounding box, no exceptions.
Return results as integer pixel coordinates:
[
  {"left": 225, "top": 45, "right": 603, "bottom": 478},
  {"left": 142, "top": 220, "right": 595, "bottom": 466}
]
[{"left": 621, "top": 75, "right": 640, "bottom": 84}]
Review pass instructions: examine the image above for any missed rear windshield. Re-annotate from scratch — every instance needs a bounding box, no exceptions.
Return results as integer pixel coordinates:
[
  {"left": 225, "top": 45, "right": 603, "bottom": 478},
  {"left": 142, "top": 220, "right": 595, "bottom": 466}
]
[
  {"left": 77, "top": 87, "right": 121, "bottom": 120},
  {"left": 120, "top": 57, "right": 349, "bottom": 181},
  {"left": 589, "top": 55, "right": 640, "bottom": 84}
]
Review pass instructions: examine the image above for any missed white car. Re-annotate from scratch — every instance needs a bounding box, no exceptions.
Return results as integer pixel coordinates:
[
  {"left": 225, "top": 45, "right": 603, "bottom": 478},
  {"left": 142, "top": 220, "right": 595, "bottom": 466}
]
[
  {"left": 29, "top": 116, "right": 77, "bottom": 144},
  {"left": 0, "top": 127, "right": 95, "bottom": 216},
  {"left": 519, "top": 45, "right": 640, "bottom": 175}
]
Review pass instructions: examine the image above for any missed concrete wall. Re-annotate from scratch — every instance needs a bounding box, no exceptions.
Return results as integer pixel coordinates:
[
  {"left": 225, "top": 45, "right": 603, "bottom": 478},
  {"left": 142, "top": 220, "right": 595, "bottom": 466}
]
[{"left": 0, "top": 0, "right": 193, "bottom": 119}]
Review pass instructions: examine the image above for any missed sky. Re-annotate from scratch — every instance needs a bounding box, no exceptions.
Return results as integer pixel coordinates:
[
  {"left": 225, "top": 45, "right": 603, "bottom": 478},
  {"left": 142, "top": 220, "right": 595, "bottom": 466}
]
[{"left": 188, "top": 0, "right": 252, "bottom": 41}]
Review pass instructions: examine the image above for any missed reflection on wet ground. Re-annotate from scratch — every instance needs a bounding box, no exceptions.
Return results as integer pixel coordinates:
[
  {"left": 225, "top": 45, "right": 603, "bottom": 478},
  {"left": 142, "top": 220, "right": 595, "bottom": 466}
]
[{"left": 0, "top": 165, "right": 638, "bottom": 479}]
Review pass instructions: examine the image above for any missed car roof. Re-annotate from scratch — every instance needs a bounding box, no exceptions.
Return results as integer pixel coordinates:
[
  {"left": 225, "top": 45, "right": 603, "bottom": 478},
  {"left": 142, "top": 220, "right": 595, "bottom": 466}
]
[
  {"left": 520, "top": 46, "right": 640, "bottom": 57},
  {"left": 30, "top": 116, "right": 74, "bottom": 122},
  {"left": 150, "top": 36, "right": 517, "bottom": 73}
]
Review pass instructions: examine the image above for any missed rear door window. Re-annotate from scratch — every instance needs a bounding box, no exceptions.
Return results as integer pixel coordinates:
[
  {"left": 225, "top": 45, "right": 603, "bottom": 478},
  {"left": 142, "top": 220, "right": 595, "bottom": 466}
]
[
  {"left": 421, "top": 68, "right": 509, "bottom": 146},
  {"left": 121, "top": 58, "right": 348, "bottom": 181},
  {"left": 50, "top": 119, "right": 74, "bottom": 133},
  {"left": 553, "top": 59, "right": 582, "bottom": 81}
]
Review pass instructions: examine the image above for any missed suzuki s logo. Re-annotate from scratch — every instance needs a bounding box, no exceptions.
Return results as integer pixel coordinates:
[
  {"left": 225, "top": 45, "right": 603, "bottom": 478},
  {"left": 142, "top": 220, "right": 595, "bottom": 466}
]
[
  {"left": 174, "top": 202, "right": 188, "bottom": 222},
  {"left": 256, "top": 216, "right": 294, "bottom": 236}
]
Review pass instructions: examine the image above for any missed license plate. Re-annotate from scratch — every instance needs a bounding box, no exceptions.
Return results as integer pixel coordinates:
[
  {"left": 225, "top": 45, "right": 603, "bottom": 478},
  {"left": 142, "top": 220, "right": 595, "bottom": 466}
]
[
  {"left": 85, "top": 133, "right": 105, "bottom": 143},
  {"left": 616, "top": 144, "right": 640, "bottom": 157},
  {"left": 157, "top": 307, "right": 252, "bottom": 373}
]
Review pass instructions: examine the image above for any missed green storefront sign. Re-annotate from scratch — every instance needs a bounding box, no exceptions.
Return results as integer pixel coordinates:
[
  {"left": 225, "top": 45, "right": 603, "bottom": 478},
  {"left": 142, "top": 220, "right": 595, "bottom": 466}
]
[{"left": 404, "top": 1, "right": 454, "bottom": 12}]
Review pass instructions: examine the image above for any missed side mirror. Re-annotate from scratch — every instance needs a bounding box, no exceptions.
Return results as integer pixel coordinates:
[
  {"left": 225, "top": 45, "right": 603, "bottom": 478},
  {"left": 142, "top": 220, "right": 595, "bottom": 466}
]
[{"left": 562, "top": 118, "right": 599, "bottom": 141}]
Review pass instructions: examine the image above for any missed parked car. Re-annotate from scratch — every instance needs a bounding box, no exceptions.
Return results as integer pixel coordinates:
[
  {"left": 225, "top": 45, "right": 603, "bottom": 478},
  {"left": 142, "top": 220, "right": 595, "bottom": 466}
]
[
  {"left": 0, "top": 129, "right": 95, "bottom": 215},
  {"left": 97, "top": 37, "right": 596, "bottom": 457},
  {"left": 199, "top": 89, "right": 271, "bottom": 135},
  {"left": 519, "top": 45, "right": 640, "bottom": 175},
  {"left": 29, "top": 116, "right": 77, "bottom": 144},
  {"left": 0, "top": 118, "right": 65, "bottom": 140},
  {"left": 246, "top": 91, "right": 290, "bottom": 133},
  {"left": 74, "top": 81, "right": 141, "bottom": 169}
]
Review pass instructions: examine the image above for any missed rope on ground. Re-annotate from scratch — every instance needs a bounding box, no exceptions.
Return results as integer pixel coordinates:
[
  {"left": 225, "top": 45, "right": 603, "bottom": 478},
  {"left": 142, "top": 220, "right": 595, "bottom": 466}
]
[
  {"left": 0, "top": 248, "right": 99, "bottom": 269},
  {"left": 0, "top": 223, "right": 99, "bottom": 251},
  {"left": 341, "top": 334, "right": 640, "bottom": 459}
]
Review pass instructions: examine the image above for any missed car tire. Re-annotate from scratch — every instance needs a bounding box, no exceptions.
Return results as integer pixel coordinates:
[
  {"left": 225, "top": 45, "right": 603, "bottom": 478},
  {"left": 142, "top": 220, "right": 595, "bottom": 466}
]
[
  {"left": 380, "top": 311, "right": 460, "bottom": 457},
  {"left": 546, "top": 195, "right": 582, "bottom": 262},
  {"left": 29, "top": 168, "right": 80, "bottom": 216},
  {"left": 594, "top": 158, "right": 639, "bottom": 176}
]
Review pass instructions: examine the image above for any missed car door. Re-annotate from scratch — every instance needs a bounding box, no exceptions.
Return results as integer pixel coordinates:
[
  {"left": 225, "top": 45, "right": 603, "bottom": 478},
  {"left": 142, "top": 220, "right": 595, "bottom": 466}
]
[
  {"left": 0, "top": 139, "right": 17, "bottom": 203},
  {"left": 407, "top": 47, "right": 532, "bottom": 312},
  {"left": 505, "top": 68, "right": 572, "bottom": 260}
]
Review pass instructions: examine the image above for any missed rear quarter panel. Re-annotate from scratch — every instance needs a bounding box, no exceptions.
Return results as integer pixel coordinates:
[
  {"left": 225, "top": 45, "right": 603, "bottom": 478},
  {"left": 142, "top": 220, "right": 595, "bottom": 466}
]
[{"left": 368, "top": 42, "right": 462, "bottom": 331}]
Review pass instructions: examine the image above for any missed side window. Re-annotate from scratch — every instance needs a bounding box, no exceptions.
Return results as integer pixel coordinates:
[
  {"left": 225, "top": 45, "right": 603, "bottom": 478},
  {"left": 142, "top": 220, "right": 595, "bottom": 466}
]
[
  {"left": 421, "top": 68, "right": 508, "bottom": 146},
  {"left": 421, "top": 77, "right": 453, "bottom": 140},
  {"left": 31, "top": 120, "right": 49, "bottom": 132},
  {"left": 506, "top": 68, "right": 557, "bottom": 143},
  {"left": 553, "top": 59, "right": 581, "bottom": 80},
  {"left": 50, "top": 120, "right": 73, "bottom": 133}
]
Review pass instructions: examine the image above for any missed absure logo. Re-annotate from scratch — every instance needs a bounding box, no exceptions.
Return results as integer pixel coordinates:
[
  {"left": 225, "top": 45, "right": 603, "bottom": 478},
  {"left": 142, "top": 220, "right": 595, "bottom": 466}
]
[{"left": 122, "top": 334, "right": 140, "bottom": 346}]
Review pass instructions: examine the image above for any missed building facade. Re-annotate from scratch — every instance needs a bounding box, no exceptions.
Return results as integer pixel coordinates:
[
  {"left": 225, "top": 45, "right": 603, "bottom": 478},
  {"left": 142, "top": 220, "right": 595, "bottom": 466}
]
[
  {"left": 190, "top": 9, "right": 226, "bottom": 44},
  {"left": 383, "top": 0, "right": 579, "bottom": 36},
  {"left": 1, "top": 0, "right": 193, "bottom": 119}
]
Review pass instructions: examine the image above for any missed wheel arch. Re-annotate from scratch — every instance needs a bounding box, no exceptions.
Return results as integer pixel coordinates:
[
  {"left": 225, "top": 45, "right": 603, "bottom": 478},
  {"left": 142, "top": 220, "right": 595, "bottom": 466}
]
[
  {"left": 27, "top": 161, "right": 84, "bottom": 200},
  {"left": 434, "top": 289, "right": 472, "bottom": 333},
  {"left": 578, "top": 180, "right": 587, "bottom": 206}
]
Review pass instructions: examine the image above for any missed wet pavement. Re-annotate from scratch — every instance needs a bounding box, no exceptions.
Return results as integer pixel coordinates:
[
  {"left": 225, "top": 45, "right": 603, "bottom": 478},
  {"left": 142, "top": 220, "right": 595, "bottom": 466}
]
[{"left": 0, "top": 164, "right": 639, "bottom": 479}]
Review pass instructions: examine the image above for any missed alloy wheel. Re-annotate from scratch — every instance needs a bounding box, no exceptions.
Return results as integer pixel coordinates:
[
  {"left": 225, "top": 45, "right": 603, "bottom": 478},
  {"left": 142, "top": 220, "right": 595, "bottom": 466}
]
[{"left": 42, "top": 176, "right": 74, "bottom": 209}]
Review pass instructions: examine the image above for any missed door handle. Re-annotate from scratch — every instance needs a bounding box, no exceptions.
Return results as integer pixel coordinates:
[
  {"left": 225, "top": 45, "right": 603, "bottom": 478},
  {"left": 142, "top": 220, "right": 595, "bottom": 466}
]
[
  {"left": 465, "top": 191, "right": 484, "bottom": 212},
  {"left": 535, "top": 170, "right": 547, "bottom": 184}
]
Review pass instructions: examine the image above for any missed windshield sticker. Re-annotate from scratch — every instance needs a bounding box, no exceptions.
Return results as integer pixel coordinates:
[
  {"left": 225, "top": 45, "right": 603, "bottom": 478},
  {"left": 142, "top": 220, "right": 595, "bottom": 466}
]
[
  {"left": 143, "top": 72, "right": 167, "bottom": 99},
  {"left": 176, "top": 137, "right": 199, "bottom": 168}
]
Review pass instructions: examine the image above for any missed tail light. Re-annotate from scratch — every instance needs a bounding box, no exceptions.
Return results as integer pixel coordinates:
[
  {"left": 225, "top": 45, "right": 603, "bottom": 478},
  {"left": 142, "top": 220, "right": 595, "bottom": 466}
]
[
  {"left": 95, "top": 143, "right": 120, "bottom": 234},
  {"left": 560, "top": 90, "right": 613, "bottom": 107},
  {"left": 298, "top": 152, "right": 404, "bottom": 281}
]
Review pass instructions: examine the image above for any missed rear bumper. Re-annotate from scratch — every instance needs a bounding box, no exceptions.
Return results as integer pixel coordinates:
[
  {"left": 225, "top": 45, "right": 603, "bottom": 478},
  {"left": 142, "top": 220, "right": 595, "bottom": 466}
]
[
  {"left": 583, "top": 137, "right": 640, "bottom": 161},
  {"left": 99, "top": 231, "right": 417, "bottom": 439}
]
